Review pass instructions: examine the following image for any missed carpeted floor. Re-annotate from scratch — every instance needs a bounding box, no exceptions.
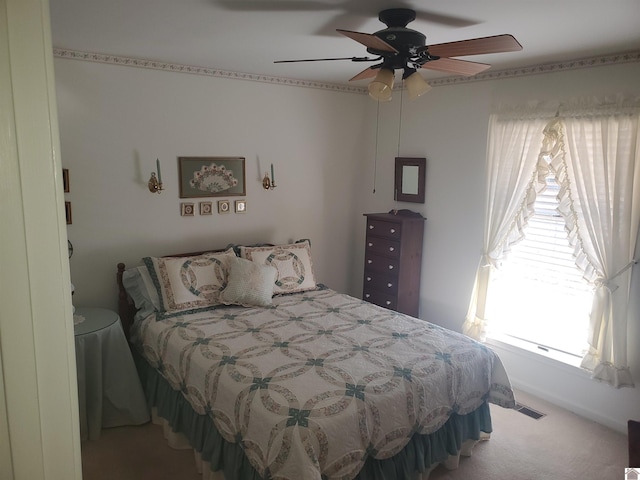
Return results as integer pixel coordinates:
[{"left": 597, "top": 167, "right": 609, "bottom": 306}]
[{"left": 81, "top": 389, "right": 628, "bottom": 480}]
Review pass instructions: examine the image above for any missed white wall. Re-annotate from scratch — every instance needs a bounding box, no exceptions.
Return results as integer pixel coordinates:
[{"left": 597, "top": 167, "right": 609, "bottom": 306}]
[
  {"left": 355, "top": 62, "right": 640, "bottom": 432},
  {"left": 54, "top": 59, "right": 368, "bottom": 309},
  {"left": 54, "top": 56, "right": 640, "bottom": 433}
]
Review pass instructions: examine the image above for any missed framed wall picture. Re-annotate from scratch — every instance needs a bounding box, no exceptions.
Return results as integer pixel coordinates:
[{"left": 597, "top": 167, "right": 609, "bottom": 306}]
[
  {"left": 394, "top": 157, "right": 426, "bottom": 204},
  {"left": 63, "top": 169, "right": 70, "bottom": 192},
  {"left": 179, "top": 157, "right": 246, "bottom": 198},
  {"left": 65, "top": 201, "right": 72, "bottom": 224},
  {"left": 180, "top": 202, "right": 195, "bottom": 216},
  {"left": 218, "top": 200, "right": 230, "bottom": 214},
  {"left": 199, "top": 201, "right": 213, "bottom": 215},
  {"left": 235, "top": 200, "right": 246, "bottom": 213}
]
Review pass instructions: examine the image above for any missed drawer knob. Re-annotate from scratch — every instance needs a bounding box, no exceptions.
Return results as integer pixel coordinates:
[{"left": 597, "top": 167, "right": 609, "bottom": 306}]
[
  {"left": 388, "top": 265, "right": 394, "bottom": 270},
  {"left": 365, "top": 294, "right": 370, "bottom": 298},
  {"left": 389, "top": 247, "right": 395, "bottom": 252},
  {"left": 369, "top": 225, "right": 374, "bottom": 229},
  {"left": 387, "top": 283, "right": 393, "bottom": 288},
  {"left": 368, "top": 242, "right": 373, "bottom": 247},
  {"left": 390, "top": 228, "right": 396, "bottom": 234},
  {"left": 367, "top": 259, "right": 372, "bottom": 264},
  {"left": 366, "top": 277, "right": 372, "bottom": 281},
  {"left": 386, "top": 301, "right": 391, "bottom": 305}
]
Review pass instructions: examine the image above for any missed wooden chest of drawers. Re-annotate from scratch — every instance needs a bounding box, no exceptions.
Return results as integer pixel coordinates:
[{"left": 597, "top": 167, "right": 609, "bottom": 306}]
[{"left": 362, "top": 211, "right": 425, "bottom": 317}]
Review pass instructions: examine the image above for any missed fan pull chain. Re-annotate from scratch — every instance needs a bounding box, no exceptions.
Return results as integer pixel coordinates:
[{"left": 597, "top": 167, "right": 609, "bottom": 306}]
[
  {"left": 397, "top": 85, "right": 404, "bottom": 157},
  {"left": 393, "top": 86, "right": 404, "bottom": 211},
  {"left": 373, "top": 99, "right": 380, "bottom": 194}
]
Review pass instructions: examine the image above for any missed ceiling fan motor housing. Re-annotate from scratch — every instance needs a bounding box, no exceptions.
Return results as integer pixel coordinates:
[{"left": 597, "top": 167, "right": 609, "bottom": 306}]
[
  {"left": 368, "top": 8, "right": 428, "bottom": 69},
  {"left": 378, "top": 8, "right": 416, "bottom": 28},
  {"left": 369, "top": 27, "right": 427, "bottom": 69}
]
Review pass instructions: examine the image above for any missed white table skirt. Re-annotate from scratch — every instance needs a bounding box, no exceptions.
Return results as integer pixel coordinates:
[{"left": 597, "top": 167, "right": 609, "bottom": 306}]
[{"left": 74, "top": 307, "right": 150, "bottom": 441}]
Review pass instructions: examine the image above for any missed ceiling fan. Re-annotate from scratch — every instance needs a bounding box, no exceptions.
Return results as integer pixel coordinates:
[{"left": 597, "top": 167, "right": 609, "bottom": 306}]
[{"left": 275, "top": 8, "right": 522, "bottom": 101}]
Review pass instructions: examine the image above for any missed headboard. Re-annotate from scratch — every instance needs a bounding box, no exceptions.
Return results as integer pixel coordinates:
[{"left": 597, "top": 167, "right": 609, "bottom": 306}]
[{"left": 116, "top": 262, "right": 139, "bottom": 340}]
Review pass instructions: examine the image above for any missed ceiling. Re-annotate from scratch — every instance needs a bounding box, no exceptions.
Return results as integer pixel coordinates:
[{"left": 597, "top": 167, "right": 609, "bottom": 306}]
[{"left": 49, "top": 0, "right": 640, "bottom": 86}]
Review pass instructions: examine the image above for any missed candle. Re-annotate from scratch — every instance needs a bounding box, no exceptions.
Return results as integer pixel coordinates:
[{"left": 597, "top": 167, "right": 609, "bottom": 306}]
[
  {"left": 271, "top": 163, "right": 274, "bottom": 183},
  {"left": 156, "top": 158, "right": 162, "bottom": 183}
]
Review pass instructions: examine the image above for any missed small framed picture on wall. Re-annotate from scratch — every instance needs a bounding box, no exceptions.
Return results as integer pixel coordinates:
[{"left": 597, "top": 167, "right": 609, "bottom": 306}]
[
  {"left": 199, "top": 202, "right": 213, "bottom": 215},
  {"left": 235, "top": 200, "right": 246, "bottom": 213},
  {"left": 63, "top": 169, "right": 70, "bottom": 193},
  {"left": 65, "top": 202, "right": 72, "bottom": 224},
  {"left": 180, "top": 202, "right": 195, "bottom": 216},
  {"left": 218, "top": 200, "right": 230, "bottom": 214}
]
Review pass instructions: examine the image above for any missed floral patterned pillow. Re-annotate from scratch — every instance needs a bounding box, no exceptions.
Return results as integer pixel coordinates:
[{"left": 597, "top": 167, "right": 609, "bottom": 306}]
[
  {"left": 143, "top": 248, "right": 236, "bottom": 315},
  {"left": 239, "top": 240, "right": 317, "bottom": 295}
]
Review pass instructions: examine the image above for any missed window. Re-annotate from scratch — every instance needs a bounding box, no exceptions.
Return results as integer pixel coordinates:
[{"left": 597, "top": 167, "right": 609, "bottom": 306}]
[
  {"left": 485, "top": 166, "right": 593, "bottom": 357},
  {"left": 464, "top": 104, "right": 639, "bottom": 387}
]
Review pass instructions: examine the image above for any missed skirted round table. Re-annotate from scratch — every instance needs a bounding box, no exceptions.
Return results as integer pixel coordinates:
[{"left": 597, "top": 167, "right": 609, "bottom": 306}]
[{"left": 74, "top": 307, "right": 149, "bottom": 441}]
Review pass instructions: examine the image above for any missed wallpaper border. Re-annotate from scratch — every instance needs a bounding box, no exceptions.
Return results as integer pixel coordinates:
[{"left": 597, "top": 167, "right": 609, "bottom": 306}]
[
  {"left": 52, "top": 49, "right": 366, "bottom": 93},
  {"left": 53, "top": 48, "right": 640, "bottom": 93}
]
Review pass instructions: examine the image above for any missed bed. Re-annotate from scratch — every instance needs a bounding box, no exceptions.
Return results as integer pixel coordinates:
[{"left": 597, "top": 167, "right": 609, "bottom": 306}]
[{"left": 117, "top": 240, "right": 515, "bottom": 480}]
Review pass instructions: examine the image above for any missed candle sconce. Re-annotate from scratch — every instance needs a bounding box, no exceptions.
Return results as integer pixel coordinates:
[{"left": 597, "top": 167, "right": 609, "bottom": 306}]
[
  {"left": 148, "top": 158, "right": 164, "bottom": 194},
  {"left": 262, "top": 163, "right": 277, "bottom": 190},
  {"left": 262, "top": 173, "right": 276, "bottom": 190},
  {"left": 148, "top": 172, "right": 163, "bottom": 193}
]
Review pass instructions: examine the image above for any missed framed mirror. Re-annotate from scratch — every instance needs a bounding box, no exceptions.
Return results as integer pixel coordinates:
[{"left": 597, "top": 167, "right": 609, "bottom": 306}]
[{"left": 394, "top": 157, "right": 426, "bottom": 203}]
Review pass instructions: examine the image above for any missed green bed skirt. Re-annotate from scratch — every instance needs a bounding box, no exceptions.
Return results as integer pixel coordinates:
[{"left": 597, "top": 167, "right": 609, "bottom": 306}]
[{"left": 135, "top": 354, "right": 493, "bottom": 480}]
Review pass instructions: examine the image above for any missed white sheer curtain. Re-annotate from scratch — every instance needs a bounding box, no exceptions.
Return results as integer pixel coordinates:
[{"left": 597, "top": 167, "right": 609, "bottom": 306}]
[
  {"left": 552, "top": 97, "right": 640, "bottom": 387},
  {"left": 463, "top": 105, "right": 556, "bottom": 340},
  {"left": 465, "top": 97, "right": 640, "bottom": 388}
]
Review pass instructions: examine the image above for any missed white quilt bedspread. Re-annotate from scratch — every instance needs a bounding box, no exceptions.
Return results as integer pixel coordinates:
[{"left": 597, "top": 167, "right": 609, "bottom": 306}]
[{"left": 134, "top": 288, "right": 515, "bottom": 480}]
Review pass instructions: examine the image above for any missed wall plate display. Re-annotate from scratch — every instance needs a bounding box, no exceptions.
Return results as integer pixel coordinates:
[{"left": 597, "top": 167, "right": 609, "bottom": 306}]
[
  {"left": 199, "top": 201, "right": 213, "bottom": 215},
  {"left": 218, "top": 200, "right": 230, "bottom": 214},
  {"left": 235, "top": 200, "right": 246, "bottom": 213},
  {"left": 180, "top": 202, "right": 195, "bottom": 216}
]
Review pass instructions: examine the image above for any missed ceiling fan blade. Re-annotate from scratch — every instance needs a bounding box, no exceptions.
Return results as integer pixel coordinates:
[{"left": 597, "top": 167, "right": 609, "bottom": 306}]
[
  {"left": 274, "top": 56, "right": 379, "bottom": 64},
  {"left": 349, "top": 66, "right": 381, "bottom": 81},
  {"left": 427, "top": 34, "right": 522, "bottom": 57},
  {"left": 421, "top": 58, "right": 491, "bottom": 76},
  {"left": 336, "top": 29, "right": 398, "bottom": 53},
  {"left": 413, "top": 8, "right": 478, "bottom": 27}
]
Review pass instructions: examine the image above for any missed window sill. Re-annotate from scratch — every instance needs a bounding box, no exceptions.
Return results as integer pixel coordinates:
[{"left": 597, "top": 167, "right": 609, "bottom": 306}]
[{"left": 486, "top": 332, "right": 585, "bottom": 371}]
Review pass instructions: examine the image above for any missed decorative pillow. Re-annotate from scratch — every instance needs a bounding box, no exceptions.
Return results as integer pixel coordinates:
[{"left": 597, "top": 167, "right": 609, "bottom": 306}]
[
  {"left": 121, "top": 266, "right": 161, "bottom": 319},
  {"left": 220, "top": 257, "right": 277, "bottom": 307},
  {"left": 143, "top": 248, "right": 236, "bottom": 315},
  {"left": 239, "top": 240, "right": 317, "bottom": 294}
]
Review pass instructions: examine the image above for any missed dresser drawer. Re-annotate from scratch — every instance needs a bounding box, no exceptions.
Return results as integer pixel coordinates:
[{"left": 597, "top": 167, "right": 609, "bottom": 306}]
[
  {"left": 367, "top": 219, "right": 401, "bottom": 240},
  {"left": 365, "top": 236, "right": 400, "bottom": 258},
  {"left": 364, "top": 254, "right": 399, "bottom": 274},
  {"left": 363, "top": 288, "right": 397, "bottom": 310},
  {"left": 363, "top": 271, "right": 399, "bottom": 294}
]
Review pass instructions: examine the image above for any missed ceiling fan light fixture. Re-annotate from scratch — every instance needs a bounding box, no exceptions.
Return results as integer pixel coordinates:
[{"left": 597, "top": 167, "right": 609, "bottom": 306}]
[
  {"left": 368, "top": 68, "right": 394, "bottom": 101},
  {"left": 404, "top": 70, "right": 431, "bottom": 99}
]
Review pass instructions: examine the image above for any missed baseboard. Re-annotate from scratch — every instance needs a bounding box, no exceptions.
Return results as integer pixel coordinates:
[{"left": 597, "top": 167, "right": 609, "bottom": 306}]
[
  {"left": 488, "top": 338, "right": 628, "bottom": 434},
  {"left": 508, "top": 378, "right": 627, "bottom": 434}
]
